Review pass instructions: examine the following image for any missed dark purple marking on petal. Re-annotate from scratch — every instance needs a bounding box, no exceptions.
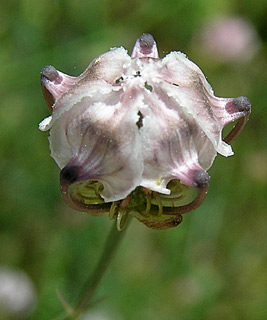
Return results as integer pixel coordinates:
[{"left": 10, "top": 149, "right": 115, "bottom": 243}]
[
  {"left": 41, "top": 65, "right": 62, "bottom": 84},
  {"left": 226, "top": 96, "right": 251, "bottom": 114},
  {"left": 193, "top": 170, "right": 210, "bottom": 188},
  {"left": 60, "top": 165, "right": 79, "bottom": 184},
  {"left": 131, "top": 33, "right": 159, "bottom": 58},
  {"left": 224, "top": 96, "right": 251, "bottom": 143},
  {"left": 232, "top": 96, "right": 251, "bottom": 113},
  {"left": 138, "top": 33, "right": 155, "bottom": 55}
]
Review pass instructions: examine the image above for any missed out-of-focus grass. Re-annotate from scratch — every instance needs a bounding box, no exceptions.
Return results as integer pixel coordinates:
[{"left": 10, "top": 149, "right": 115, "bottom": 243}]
[{"left": 0, "top": 1, "right": 266, "bottom": 319}]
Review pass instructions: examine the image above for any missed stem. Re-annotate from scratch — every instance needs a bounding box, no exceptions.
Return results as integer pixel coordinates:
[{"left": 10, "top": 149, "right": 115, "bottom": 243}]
[{"left": 67, "top": 217, "right": 131, "bottom": 319}]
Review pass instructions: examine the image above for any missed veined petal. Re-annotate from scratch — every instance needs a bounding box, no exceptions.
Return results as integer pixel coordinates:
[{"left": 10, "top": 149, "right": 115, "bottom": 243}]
[
  {"left": 139, "top": 85, "right": 208, "bottom": 191},
  {"left": 49, "top": 82, "right": 144, "bottom": 202},
  {"left": 131, "top": 33, "right": 159, "bottom": 59},
  {"left": 79, "top": 47, "right": 130, "bottom": 83}
]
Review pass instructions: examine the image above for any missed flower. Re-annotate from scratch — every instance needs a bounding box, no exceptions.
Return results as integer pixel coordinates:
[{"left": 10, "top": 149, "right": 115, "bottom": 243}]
[
  {"left": 0, "top": 267, "right": 36, "bottom": 318},
  {"left": 196, "top": 17, "right": 259, "bottom": 63},
  {"left": 39, "top": 33, "right": 250, "bottom": 230}
]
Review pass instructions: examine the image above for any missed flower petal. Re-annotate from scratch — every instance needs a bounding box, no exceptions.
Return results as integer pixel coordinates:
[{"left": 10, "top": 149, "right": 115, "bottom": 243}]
[
  {"left": 49, "top": 82, "right": 145, "bottom": 202},
  {"left": 131, "top": 33, "right": 159, "bottom": 59},
  {"left": 160, "top": 52, "right": 234, "bottom": 156}
]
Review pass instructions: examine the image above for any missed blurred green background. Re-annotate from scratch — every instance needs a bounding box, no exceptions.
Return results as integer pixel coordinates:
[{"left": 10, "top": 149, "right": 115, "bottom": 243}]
[{"left": 0, "top": 0, "right": 266, "bottom": 319}]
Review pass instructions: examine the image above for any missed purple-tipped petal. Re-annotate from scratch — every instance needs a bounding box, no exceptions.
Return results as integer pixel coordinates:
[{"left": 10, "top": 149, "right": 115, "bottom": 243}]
[
  {"left": 225, "top": 96, "right": 251, "bottom": 119},
  {"left": 60, "top": 165, "right": 79, "bottom": 184},
  {"left": 192, "top": 170, "right": 210, "bottom": 188},
  {"left": 41, "top": 65, "right": 79, "bottom": 111},
  {"left": 131, "top": 33, "right": 159, "bottom": 59},
  {"left": 41, "top": 65, "right": 61, "bottom": 83}
]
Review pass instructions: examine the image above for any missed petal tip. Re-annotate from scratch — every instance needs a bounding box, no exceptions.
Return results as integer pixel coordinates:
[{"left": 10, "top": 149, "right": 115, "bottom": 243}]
[
  {"left": 232, "top": 96, "right": 251, "bottom": 113},
  {"left": 193, "top": 170, "right": 210, "bottom": 188},
  {"left": 138, "top": 33, "right": 155, "bottom": 52},
  {"left": 38, "top": 116, "right": 52, "bottom": 131},
  {"left": 41, "top": 65, "right": 62, "bottom": 84},
  {"left": 131, "top": 33, "right": 159, "bottom": 58},
  {"left": 60, "top": 166, "right": 79, "bottom": 185}
]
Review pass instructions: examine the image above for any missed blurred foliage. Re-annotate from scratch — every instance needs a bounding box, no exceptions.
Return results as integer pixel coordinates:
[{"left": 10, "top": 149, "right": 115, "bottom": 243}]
[{"left": 0, "top": 0, "right": 266, "bottom": 319}]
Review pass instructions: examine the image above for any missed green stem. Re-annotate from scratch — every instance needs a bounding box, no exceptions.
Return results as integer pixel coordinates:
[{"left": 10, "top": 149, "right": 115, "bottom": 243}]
[{"left": 67, "top": 217, "right": 131, "bottom": 319}]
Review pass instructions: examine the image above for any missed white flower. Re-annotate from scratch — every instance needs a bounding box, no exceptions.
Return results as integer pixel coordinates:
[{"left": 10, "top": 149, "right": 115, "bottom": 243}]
[
  {"left": 40, "top": 34, "right": 250, "bottom": 229},
  {"left": 0, "top": 267, "right": 36, "bottom": 318}
]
